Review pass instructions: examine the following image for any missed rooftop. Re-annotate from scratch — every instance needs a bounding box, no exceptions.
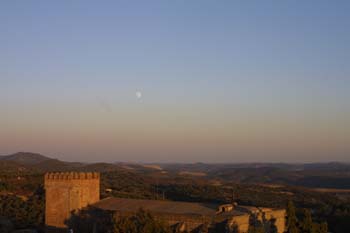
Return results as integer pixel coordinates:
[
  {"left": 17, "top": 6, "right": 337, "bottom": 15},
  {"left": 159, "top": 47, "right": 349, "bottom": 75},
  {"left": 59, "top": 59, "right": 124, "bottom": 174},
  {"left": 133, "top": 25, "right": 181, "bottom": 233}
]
[{"left": 93, "top": 197, "right": 245, "bottom": 217}]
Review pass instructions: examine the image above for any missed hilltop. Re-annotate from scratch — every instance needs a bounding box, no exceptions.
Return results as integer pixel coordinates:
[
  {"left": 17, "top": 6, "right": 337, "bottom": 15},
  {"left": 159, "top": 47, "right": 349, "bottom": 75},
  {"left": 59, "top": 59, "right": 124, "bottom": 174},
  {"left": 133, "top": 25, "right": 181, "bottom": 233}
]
[
  {"left": 0, "top": 152, "right": 52, "bottom": 165},
  {"left": 1, "top": 152, "right": 350, "bottom": 189},
  {"left": 0, "top": 152, "right": 154, "bottom": 173}
]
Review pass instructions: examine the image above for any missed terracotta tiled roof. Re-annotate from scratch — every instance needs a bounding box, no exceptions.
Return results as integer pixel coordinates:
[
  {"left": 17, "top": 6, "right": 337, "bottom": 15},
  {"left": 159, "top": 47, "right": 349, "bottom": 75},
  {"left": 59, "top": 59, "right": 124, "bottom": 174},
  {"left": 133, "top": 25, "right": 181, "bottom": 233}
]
[{"left": 93, "top": 197, "right": 221, "bottom": 216}]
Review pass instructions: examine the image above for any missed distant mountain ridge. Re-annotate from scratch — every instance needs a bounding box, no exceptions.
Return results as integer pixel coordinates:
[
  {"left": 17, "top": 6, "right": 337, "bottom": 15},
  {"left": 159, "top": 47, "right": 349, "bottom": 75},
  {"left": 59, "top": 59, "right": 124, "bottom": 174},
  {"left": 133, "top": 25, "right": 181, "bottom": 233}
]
[
  {"left": 0, "top": 152, "right": 52, "bottom": 165},
  {"left": 0, "top": 152, "right": 147, "bottom": 173},
  {"left": 1, "top": 152, "right": 350, "bottom": 189}
]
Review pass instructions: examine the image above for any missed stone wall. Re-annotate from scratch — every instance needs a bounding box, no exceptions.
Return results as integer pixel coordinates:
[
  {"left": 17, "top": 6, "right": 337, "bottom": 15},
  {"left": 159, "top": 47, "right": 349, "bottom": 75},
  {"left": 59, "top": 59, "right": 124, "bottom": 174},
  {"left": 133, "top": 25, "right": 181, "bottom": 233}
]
[
  {"left": 116, "top": 210, "right": 284, "bottom": 233},
  {"left": 229, "top": 214, "right": 250, "bottom": 233},
  {"left": 227, "top": 209, "right": 286, "bottom": 233},
  {"left": 113, "top": 211, "right": 212, "bottom": 232},
  {"left": 154, "top": 213, "right": 212, "bottom": 232},
  {"left": 44, "top": 172, "right": 100, "bottom": 229},
  {"left": 259, "top": 209, "right": 286, "bottom": 233}
]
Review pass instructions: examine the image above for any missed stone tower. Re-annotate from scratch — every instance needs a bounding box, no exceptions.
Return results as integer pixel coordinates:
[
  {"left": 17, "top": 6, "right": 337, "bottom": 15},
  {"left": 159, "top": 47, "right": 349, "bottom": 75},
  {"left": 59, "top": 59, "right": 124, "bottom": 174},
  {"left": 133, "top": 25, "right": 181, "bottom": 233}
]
[{"left": 44, "top": 172, "right": 100, "bottom": 229}]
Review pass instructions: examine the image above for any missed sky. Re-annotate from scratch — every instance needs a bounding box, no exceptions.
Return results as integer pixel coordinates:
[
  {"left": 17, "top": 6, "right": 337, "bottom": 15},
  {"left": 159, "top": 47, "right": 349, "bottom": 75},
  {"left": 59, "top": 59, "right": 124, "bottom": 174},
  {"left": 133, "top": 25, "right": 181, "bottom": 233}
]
[{"left": 1, "top": 1, "right": 349, "bottom": 163}]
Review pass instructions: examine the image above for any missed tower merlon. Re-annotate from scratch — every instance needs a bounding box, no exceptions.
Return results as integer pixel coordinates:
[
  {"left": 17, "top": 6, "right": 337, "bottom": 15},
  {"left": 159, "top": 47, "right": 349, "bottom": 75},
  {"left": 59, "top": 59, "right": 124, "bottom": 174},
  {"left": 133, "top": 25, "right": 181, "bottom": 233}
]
[{"left": 44, "top": 172, "right": 100, "bottom": 180}]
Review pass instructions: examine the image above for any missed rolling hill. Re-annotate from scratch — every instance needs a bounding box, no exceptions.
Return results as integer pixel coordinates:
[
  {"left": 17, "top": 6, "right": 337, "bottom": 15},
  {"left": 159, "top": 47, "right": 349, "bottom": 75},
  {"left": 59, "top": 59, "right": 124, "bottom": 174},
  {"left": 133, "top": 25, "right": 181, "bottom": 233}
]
[
  {"left": 1, "top": 152, "right": 350, "bottom": 189},
  {"left": 0, "top": 152, "right": 52, "bottom": 165}
]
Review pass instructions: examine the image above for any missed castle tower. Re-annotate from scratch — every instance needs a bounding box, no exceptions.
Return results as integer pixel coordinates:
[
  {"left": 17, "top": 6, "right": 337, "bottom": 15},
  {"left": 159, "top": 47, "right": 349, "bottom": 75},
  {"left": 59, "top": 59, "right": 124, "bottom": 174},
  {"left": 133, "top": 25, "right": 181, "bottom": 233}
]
[{"left": 44, "top": 172, "right": 100, "bottom": 229}]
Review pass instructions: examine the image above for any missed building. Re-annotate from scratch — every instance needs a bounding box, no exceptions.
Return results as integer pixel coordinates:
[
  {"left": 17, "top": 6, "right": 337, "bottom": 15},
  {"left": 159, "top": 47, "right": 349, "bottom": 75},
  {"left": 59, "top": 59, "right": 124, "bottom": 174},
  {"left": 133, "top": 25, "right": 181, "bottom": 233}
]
[
  {"left": 44, "top": 172, "right": 285, "bottom": 233},
  {"left": 44, "top": 172, "right": 100, "bottom": 229}
]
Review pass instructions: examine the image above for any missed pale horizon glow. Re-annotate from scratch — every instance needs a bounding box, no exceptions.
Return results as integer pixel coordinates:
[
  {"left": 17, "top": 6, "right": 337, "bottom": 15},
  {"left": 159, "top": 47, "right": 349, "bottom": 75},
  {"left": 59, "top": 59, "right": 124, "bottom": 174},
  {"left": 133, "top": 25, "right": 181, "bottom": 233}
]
[{"left": 0, "top": 1, "right": 349, "bottom": 163}]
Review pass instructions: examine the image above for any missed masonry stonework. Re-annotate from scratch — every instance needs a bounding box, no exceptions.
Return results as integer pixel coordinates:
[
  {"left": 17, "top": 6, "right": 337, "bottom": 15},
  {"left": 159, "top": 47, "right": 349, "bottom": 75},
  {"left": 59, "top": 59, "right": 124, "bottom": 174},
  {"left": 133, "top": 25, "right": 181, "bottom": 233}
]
[
  {"left": 228, "top": 209, "right": 286, "bottom": 233},
  {"left": 44, "top": 173, "right": 285, "bottom": 233},
  {"left": 44, "top": 172, "right": 100, "bottom": 229}
]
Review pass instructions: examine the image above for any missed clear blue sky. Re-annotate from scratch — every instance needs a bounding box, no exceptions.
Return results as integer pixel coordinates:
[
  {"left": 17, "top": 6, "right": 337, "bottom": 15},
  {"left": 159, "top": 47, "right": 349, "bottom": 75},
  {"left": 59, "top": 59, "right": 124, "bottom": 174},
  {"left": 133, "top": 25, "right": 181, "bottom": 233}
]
[{"left": 1, "top": 1, "right": 349, "bottom": 162}]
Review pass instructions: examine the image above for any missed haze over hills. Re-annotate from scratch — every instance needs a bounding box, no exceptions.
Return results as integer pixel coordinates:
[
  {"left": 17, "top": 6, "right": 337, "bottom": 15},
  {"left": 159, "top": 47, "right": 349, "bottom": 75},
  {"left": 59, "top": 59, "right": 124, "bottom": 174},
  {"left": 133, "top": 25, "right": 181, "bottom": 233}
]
[
  {"left": 0, "top": 152, "right": 152, "bottom": 173},
  {"left": 1, "top": 152, "right": 350, "bottom": 189},
  {"left": 1, "top": 152, "right": 349, "bottom": 168},
  {"left": 0, "top": 152, "right": 52, "bottom": 165}
]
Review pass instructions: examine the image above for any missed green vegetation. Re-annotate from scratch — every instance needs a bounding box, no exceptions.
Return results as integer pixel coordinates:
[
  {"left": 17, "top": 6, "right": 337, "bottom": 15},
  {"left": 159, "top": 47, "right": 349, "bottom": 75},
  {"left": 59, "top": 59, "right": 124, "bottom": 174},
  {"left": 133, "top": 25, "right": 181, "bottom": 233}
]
[
  {"left": 0, "top": 188, "right": 44, "bottom": 229},
  {"left": 285, "top": 201, "right": 328, "bottom": 233},
  {"left": 112, "top": 209, "right": 170, "bottom": 233},
  {"left": 68, "top": 208, "right": 174, "bottom": 233},
  {"left": 286, "top": 200, "right": 299, "bottom": 233},
  {"left": 0, "top": 156, "right": 350, "bottom": 232}
]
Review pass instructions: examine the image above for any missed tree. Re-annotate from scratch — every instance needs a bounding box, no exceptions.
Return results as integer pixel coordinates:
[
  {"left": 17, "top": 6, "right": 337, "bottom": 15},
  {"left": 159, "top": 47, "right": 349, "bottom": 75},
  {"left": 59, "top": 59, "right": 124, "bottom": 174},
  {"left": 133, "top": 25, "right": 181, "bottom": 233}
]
[
  {"left": 311, "top": 222, "right": 328, "bottom": 233},
  {"left": 301, "top": 209, "right": 313, "bottom": 233},
  {"left": 113, "top": 208, "right": 170, "bottom": 233},
  {"left": 248, "top": 225, "right": 264, "bottom": 233},
  {"left": 319, "top": 222, "right": 328, "bottom": 233},
  {"left": 269, "top": 218, "right": 278, "bottom": 233},
  {"left": 286, "top": 200, "right": 299, "bottom": 233},
  {"left": 248, "top": 214, "right": 265, "bottom": 233},
  {"left": 67, "top": 207, "right": 115, "bottom": 233}
]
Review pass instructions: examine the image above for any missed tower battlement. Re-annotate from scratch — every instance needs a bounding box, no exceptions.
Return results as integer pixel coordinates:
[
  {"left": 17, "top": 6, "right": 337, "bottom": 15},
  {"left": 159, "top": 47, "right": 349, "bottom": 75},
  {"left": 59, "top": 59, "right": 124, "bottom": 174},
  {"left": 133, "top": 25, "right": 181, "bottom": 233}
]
[
  {"left": 45, "top": 171, "right": 100, "bottom": 230},
  {"left": 45, "top": 172, "right": 100, "bottom": 180}
]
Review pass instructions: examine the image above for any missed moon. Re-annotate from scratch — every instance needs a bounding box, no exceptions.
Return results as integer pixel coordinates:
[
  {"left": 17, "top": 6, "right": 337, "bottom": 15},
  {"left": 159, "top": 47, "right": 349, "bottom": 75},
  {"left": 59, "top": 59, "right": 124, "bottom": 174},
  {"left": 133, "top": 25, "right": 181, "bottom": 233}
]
[{"left": 136, "top": 91, "right": 142, "bottom": 99}]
